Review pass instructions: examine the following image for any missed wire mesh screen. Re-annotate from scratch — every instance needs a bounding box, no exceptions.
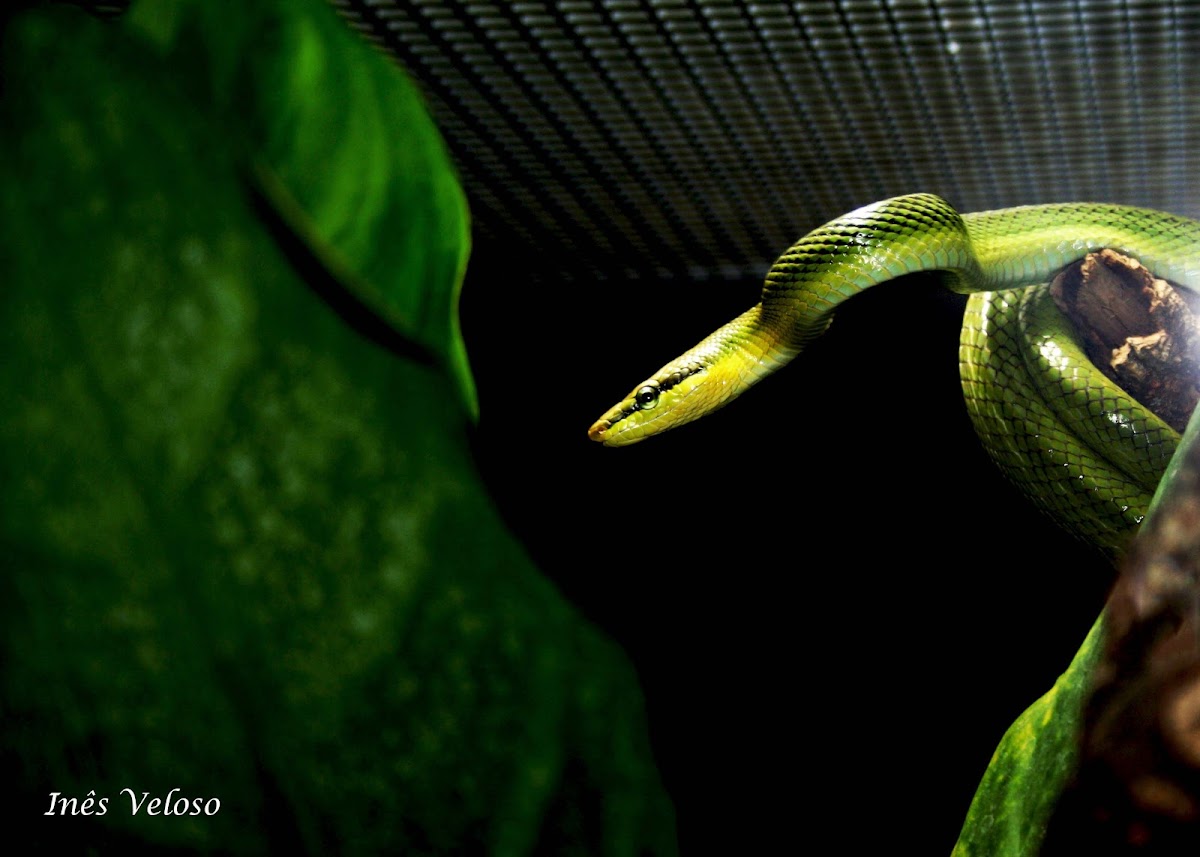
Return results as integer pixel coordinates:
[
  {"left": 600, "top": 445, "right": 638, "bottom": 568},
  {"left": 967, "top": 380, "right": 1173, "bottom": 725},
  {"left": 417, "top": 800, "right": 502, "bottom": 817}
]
[{"left": 333, "top": 0, "right": 1200, "bottom": 284}]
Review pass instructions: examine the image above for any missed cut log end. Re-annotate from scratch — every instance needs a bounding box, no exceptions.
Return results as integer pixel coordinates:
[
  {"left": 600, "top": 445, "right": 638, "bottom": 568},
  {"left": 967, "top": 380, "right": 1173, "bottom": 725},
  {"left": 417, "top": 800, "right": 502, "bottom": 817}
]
[{"left": 1051, "top": 249, "right": 1200, "bottom": 432}]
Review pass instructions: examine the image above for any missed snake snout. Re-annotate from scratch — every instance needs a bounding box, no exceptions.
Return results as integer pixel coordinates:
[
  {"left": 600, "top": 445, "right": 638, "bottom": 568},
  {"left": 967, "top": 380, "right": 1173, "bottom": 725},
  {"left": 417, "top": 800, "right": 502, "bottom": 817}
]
[{"left": 587, "top": 419, "right": 610, "bottom": 442}]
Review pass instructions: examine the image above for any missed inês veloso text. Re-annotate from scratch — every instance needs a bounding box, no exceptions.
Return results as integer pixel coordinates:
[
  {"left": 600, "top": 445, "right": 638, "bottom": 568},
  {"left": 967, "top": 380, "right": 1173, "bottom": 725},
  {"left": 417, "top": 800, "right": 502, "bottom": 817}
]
[{"left": 45, "top": 789, "right": 220, "bottom": 816}]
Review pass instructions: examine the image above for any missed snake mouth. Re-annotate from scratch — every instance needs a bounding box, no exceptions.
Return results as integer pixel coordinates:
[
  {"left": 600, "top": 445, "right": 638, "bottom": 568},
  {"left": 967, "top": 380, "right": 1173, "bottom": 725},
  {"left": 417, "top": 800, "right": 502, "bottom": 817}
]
[
  {"left": 588, "top": 416, "right": 646, "bottom": 446},
  {"left": 588, "top": 409, "right": 654, "bottom": 446},
  {"left": 587, "top": 418, "right": 610, "bottom": 442}
]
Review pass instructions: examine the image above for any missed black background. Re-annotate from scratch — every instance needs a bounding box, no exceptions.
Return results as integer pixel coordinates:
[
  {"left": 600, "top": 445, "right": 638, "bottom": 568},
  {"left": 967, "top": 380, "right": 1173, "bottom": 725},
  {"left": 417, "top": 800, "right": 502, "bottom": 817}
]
[
  {"left": 461, "top": 239, "right": 1114, "bottom": 852},
  {"left": 339, "top": 0, "right": 1198, "bottom": 847},
  {"left": 324, "top": 0, "right": 1197, "bottom": 848}
]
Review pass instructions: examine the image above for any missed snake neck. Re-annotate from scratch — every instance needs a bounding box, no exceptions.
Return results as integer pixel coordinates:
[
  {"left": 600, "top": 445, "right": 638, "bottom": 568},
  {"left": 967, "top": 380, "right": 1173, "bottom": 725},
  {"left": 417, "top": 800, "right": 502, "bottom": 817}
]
[{"left": 761, "top": 194, "right": 983, "bottom": 349}]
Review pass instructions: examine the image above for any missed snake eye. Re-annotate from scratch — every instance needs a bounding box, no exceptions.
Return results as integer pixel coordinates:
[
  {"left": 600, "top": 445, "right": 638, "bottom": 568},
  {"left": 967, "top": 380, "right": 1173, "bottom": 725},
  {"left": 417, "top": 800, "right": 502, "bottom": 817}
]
[{"left": 635, "top": 385, "right": 660, "bottom": 410}]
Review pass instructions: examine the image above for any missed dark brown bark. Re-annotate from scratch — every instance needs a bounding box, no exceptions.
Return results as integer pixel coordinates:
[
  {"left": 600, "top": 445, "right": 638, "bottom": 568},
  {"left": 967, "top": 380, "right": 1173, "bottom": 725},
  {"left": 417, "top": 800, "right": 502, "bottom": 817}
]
[{"left": 1051, "top": 250, "right": 1200, "bottom": 432}]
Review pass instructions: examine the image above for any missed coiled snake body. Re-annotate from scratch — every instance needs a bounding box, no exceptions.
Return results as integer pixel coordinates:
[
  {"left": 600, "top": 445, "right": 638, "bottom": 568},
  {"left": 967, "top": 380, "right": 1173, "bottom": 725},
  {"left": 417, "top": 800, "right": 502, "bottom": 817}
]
[{"left": 588, "top": 194, "right": 1200, "bottom": 555}]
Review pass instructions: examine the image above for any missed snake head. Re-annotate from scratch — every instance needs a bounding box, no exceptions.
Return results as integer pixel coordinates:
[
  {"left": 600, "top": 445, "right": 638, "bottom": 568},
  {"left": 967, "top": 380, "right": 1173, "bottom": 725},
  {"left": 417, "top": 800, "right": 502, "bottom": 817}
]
[
  {"left": 588, "top": 307, "right": 786, "bottom": 446},
  {"left": 587, "top": 360, "right": 716, "bottom": 446}
]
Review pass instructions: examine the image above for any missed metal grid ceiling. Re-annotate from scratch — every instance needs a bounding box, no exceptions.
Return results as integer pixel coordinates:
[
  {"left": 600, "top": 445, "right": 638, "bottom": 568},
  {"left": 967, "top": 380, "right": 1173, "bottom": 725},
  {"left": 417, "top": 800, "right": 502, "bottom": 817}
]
[{"left": 333, "top": 0, "right": 1200, "bottom": 284}]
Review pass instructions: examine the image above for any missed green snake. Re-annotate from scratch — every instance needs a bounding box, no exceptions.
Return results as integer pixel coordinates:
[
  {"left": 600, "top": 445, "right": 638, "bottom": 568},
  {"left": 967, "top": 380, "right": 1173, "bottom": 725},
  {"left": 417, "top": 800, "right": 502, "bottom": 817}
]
[{"left": 588, "top": 193, "right": 1200, "bottom": 556}]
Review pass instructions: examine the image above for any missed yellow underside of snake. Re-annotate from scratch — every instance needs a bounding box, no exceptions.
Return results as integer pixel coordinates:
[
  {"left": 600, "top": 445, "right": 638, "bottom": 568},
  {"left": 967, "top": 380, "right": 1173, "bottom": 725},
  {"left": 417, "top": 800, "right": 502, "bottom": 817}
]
[{"left": 588, "top": 193, "right": 1200, "bottom": 556}]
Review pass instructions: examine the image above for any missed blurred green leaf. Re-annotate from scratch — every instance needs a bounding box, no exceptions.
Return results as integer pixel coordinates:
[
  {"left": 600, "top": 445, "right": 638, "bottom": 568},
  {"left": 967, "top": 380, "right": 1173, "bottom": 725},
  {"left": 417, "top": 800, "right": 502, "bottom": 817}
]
[
  {"left": 0, "top": 4, "right": 675, "bottom": 854},
  {"left": 951, "top": 616, "right": 1104, "bottom": 855},
  {"left": 127, "top": 0, "right": 476, "bottom": 417}
]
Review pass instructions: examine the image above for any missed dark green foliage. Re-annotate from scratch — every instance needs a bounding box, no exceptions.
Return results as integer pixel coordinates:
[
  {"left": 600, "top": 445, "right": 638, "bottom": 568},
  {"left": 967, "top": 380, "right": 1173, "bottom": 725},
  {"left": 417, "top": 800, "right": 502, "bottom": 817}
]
[{"left": 0, "top": 3, "right": 675, "bottom": 854}]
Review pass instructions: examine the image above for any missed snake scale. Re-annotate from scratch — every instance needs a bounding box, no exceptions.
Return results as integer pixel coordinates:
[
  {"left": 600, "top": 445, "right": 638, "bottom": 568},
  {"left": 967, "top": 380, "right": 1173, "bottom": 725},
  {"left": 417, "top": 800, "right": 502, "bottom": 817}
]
[{"left": 588, "top": 193, "right": 1200, "bottom": 556}]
